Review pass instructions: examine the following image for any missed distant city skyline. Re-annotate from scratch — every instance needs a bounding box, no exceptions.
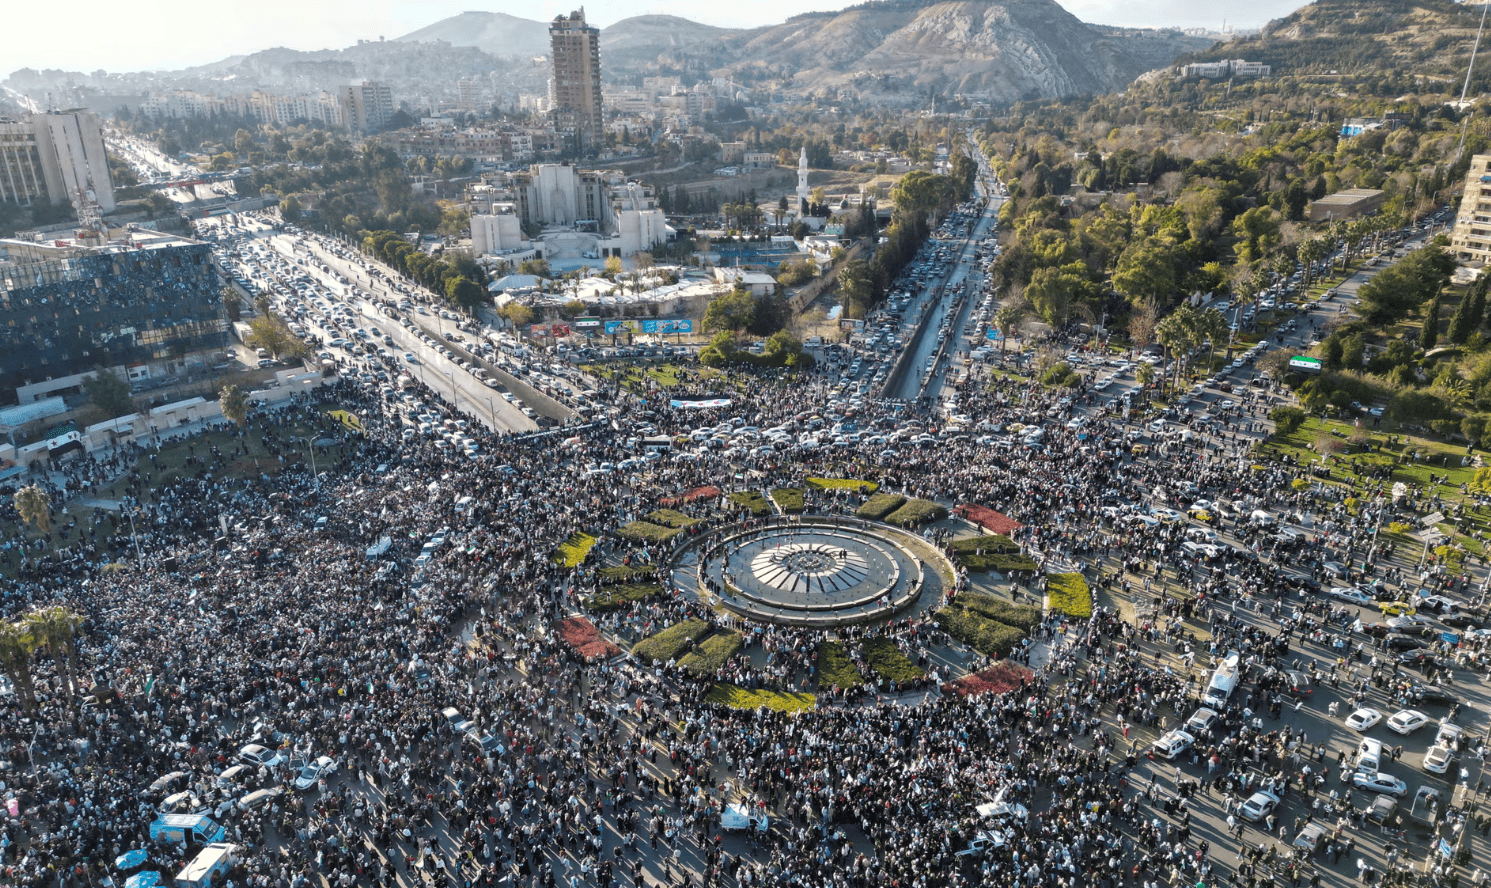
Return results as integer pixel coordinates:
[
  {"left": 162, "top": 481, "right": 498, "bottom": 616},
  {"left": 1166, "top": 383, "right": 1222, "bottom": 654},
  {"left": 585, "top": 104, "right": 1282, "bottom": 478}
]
[{"left": 10, "top": 0, "right": 1303, "bottom": 76}]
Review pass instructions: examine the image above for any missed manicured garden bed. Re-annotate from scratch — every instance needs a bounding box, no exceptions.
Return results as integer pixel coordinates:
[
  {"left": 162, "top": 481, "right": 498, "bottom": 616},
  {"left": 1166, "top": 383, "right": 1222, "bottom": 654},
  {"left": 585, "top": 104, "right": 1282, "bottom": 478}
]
[
  {"left": 584, "top": 583, "right": 663, "bottom": 612},
  {"left": 660, "top": 485, "right": 722, "bottom": 506},
  {"left": 705, "top": 683, "right": 816, "bottom": 713},
  {"left": 1047, "top": 572, "right": 1093, "bottom": 619},
  {"left": 947, "top": 535, "right": 1037, "bottom": 573},
  {"left": 555, "top": 616, "right": 620, "bottom": 661},
  {"left": 807, "top": 477, "right": 879, "bottom": 493},
  {"left": 861, "top": 637, "right": 926, "bottom": 683},
  {"left": 884, "top": 498, "right": 948, "bottom": 528},
  {"left": 645, "top": 508, "right": 703, "bottom": 529},
  {"left": 615, "top": 520, "right": 683, "bottom": 545},
  {"left": 815, "top": 641, "right": 865, "bottom": 689},
  {"left": 950, "top": 593, "right": 1043, "bottom": 633},
  {"left": 598, "top": 564, "right": 658, "bottom": 582},
  {"left": 552, "top": 532, "right": 598, "bottom": 568},
  {"left": 856, "top": 493, "right": 907, "bottom": 521},
  {"left": 943, "top": 660, "right": 1033, "bottom": 698},
  {"left": 633, "top": 619, "right": 710, "bottom": 664},
  {"left": 933, "top": 605, "right": 1028, "bottom": 658},
  {"left": 953, "top": 503, "right": 1024, "bottom": 536},
  {"left": 770, "top": 487, "right": 805, "bottom": 514},
  {"left": 678, "top": 630, "right": 743, "bottom": 674},
  {"left": 730, "top": 490, "right": 773, "bottom": 517}
]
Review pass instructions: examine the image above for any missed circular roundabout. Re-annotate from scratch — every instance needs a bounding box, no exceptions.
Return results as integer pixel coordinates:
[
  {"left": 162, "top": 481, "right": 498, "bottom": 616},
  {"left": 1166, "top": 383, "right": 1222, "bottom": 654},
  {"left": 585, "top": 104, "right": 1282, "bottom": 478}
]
[{"left": 687, "top": 519, "right": 944, "bottom": 627}]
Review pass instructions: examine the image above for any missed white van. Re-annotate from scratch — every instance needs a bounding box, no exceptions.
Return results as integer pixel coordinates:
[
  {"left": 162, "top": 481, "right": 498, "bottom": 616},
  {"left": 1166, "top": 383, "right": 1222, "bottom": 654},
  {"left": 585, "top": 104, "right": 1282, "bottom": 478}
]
[{"left": 1354, "top": 738, "right": 1383, "bottom": 775}]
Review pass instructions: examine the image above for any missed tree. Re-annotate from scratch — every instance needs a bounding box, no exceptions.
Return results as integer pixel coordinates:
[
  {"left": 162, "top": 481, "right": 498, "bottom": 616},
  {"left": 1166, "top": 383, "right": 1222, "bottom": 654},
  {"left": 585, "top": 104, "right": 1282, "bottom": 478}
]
[
  {"left": 838, "top": 260, "right": 877, "bottom": 318},
  {"left": 603, "top": 256, "right": 624, "bottom": 279},
  {"left": 1340, "top": 333, "right": 1366, "bottom": 371},
  {"left": 1135, "top": 362, "right": 1156, "bottom": 389},
  {"left": 82, "top": 369, "right": 135, "bottom": 418},
  {"left": 0, "top": 620, "right": 38, "bottom": 713},
  {"left": 1025, "top": 266, "right": 1081, "bottom": 327},
  {"left": 560, "top": 299, "right": 588, "bottom": 318},
  {"left": 445, "top": 276, "right": 486, "bottom": 313},
  {"left": 14, "top": 485, "right": 50, "bottom": 541},
  {"left": 245, "top": 312, "right": 310, "bottom": 361},
  {"left": 278, "top": 195, "right": 302, "bottom": 224},
  {"left": 26, "top": 606, "right": 82, "bottom": 702},
  {"left": 1423, "top": 293, "right": 1443, "bottom": 350},
  {"left": 702, "top": 288, "right": 756, "bottom": 333},
  {"left": 1270, "top": 405, "right": 1307, "bottom": 435},
  {"left": 220, "top": 384, "right": 249, "bottom": 428},
  {"left": 499, "top": 302, "right": 535, "bottom": 327}
]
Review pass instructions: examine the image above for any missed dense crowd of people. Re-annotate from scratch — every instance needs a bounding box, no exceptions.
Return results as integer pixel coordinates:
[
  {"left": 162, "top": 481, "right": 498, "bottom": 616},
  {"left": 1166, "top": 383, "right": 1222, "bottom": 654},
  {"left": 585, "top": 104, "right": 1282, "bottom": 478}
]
[{"left": 0, "top": 332, "right": 1487, "bottom": 888}]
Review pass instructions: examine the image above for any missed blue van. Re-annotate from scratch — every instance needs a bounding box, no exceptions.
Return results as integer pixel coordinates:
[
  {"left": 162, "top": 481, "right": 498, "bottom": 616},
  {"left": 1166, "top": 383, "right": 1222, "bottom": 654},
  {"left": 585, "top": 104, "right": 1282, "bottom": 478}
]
[{"left": 149, "top": 814, "right": 226, "bottom": 846}]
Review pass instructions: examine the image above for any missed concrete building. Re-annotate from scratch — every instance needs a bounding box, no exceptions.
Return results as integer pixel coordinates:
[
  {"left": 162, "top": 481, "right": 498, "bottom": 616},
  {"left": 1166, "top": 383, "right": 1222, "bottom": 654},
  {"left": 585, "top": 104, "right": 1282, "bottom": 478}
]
[
  {"left": 471, "top": 204, "right": 527, "bottom": 255},
  {"left": 1451, "top": 154, "right": 1491, "bottom": 264},
  {"left": 549, "top": 9, "right": 604, "bottom": 153},
  {"left": 0, "top": 110, "right": 115, "bottom": 214},
  {"left": 1307, "top": 188, "right": 1385, "bottom": 223},
  {"left": 1178, "top": 59, "right": 1271, "bottom": 78},
  {"left": 340, "top": 81, "right": 395, "bottom": 133}
]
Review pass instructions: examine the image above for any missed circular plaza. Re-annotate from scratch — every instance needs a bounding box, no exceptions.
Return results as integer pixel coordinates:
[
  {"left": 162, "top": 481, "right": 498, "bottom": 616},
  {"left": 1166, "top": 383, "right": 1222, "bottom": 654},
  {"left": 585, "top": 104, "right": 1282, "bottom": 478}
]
[{"left": 689, "top": 518, "right": 938, "bottom": 627}]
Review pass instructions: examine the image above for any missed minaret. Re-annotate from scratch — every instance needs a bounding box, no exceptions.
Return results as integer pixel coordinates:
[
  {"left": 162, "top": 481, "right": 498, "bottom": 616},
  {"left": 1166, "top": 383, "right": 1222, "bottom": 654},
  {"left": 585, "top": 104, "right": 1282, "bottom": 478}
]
[{"left": 796, "top": 146, "right": 811, "bottom": 215}]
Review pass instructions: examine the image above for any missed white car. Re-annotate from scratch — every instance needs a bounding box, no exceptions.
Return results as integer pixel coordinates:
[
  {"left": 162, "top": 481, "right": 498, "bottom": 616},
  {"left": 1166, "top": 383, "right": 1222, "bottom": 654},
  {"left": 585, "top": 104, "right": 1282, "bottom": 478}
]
[
  {"left": 1152, "top": 730, "right": 1195, "bottom": 760},
  {"left": 1184, "top": 707, "right": 1220, "bottom": 735},
  {"left": 1385, "top": 709, "right": 1430, "bottom": 735},
  {"left": 293, "top": 755, "right": 338, "bottom": 791},
  {"left": 1238, "top": 790, "right": 1281, "bottom": 822},
  {"left": 1345, "top": 708, "right": 1383, "bottom": 732},
  {"left": 239, "top": 744, "right": 285, "bottom": 769},
  {"left": 1352, "top": 771, "right": 1408, "bottom": 797},
  {"left": 1423, "top": 745, "right": 1456, "bottom": 775}
]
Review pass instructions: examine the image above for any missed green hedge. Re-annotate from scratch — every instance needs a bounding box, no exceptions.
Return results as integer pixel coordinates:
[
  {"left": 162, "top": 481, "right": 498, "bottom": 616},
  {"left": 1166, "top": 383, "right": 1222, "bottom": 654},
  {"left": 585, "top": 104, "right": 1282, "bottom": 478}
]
[
  {"left": 807, "top": 477, "right": 879, "bottom": 493},
  {"left": 816, "top": 641, "right": 865, "bottom": 689},
  {"left": 1047, "top": 572, "right": 1093, "bottom": 619},
  {"left": 949, "top": 537, "right": 1033, "bottom": 573},
  {"left": 552, "top": 532, "right": 597, "bottom": 567},
  {"left": 678, "top": 630, "right": 743, "bottom": 674},
  {"left": 645, "top": 508, "right": 702, "bottom": 529},
  {"left": 705, "top": 683, "right": 816, "bottom": 713},
  {"left": 771, "top": 487, "right": 805, "bottom": 514},
  {"left": 933, "top": 606, "right": 1028, "bottom": 658},
  {"left": 730, "top": 490, "right": 773, "bottom": 517},
  {"left": 861, "top": 637, "right": 926, "bottom": 683},
  {"left": 598, "top": 564, "right": 658, "bottom": 582},
  {"left": 953, "top": 594, "right": 1044, "bottom": 633},
  {"left": 885, "top": 498, "right": 948, "bottom": 528},
  {"left": 948, "top": 535, "right": 1020, "bottom": 555},
  {"left": 615, "top": 521, "right": 683, "bottom": 544},
  {"left": 857, "top": 493, "right": 907, "bottom": 521},
  {"left": 585, "top": 583, "right": 662, "bottom": 612},
  {"left": 633, "top": 619, "right": 710, "bottom": 664}
]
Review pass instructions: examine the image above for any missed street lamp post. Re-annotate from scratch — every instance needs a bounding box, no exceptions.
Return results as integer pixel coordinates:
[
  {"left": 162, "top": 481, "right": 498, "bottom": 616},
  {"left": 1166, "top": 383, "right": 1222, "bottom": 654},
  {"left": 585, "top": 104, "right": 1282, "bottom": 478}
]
[
  {"left": 125, "top": 507, "right": 144, "bottom": 567},
  {"left": 296, "top": 436, "right": 319, "bottom": 490}
]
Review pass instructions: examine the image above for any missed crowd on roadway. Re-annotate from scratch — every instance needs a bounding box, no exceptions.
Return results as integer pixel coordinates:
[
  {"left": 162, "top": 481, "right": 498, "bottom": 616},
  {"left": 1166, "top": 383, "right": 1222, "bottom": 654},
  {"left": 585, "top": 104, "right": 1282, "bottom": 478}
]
[{"left": 2, "top": 320, "right": 1490, "bottom": 888}]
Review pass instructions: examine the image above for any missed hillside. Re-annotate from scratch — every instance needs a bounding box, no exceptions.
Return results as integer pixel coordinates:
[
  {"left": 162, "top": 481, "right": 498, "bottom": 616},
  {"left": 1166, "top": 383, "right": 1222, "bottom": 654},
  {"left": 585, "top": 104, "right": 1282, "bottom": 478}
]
[
  {"left": 394, "top": 10, "right": 552, "bottom": 58},
  {"left": 1179, "top": 0, "right": 1488, "bottom": 82},
  {"left": 393, "top": 0, "right": 1211, "bottom": 104}
]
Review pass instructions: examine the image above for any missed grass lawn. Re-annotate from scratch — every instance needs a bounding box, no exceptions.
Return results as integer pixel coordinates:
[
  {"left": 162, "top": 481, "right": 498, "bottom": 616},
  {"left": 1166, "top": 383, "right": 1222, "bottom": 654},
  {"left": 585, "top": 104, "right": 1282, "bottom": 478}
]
[
  {"left": 730, "top": 490, "right": 773, "bottom": 517},
  {"left": 633, "top": 619, "right": 710, "bottom": 664},
  {"left": 553, "top": 532, "right": 598, "bottom": 567},
  {"left": 584, "top": 582, "right": 662, "bottom": 612},
  {"left": 806, "top": 477, "right": 879, "bottom": 493},
  {"left": 705, "top": 683, "right": 816, "bottom": 713},
  {"left": 770, "top": 487, "right": 805, "bottom": 514},
  {"left": 861, "top": 637, "right": 926, "bottom": 684},
  {"left": 815, "top": 641, "right": 866, "bottom": 689}
]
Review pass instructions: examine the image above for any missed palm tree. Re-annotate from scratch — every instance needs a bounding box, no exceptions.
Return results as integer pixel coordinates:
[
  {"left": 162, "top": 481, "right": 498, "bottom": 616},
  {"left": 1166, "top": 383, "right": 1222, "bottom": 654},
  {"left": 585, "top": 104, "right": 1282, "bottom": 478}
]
[
  {"left": 220, "top": 384, "right": 249, "bottom": 428},
  {"left": 26, "top": 606, "right": 83, "bottom": 702},
  {"left": 14, "top": 485, "right": 50, "bottom": 542},
  {"left": 0, "top": 619, "right": 39, "bottom": 712}
]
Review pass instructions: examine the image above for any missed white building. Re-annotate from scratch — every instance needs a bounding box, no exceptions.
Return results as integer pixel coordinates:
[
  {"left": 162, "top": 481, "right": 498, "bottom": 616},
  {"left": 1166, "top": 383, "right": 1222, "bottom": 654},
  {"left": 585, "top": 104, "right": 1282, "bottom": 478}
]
[
  {"left": 471, "top": 204, "right": 528, "bottom": 255},
  {"left": 0, "top": 110, "right": 115, "bottom": 213}
]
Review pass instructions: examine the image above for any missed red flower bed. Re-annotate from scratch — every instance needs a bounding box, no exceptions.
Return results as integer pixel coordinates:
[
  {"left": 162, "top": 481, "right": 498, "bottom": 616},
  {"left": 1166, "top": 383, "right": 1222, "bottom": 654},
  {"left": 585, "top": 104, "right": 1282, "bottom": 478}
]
[
  {"left": 660, "top": 486, "right": 722, "bottom": 507},
  {"left": 556, "top": 617, "right": 620, "bottom": 661},
  {"left": 954, "top": 504, "right": 1023, "bottom": 536},
  {"left": 942, "top": 660, "right": 1032, "bottom": 698}
]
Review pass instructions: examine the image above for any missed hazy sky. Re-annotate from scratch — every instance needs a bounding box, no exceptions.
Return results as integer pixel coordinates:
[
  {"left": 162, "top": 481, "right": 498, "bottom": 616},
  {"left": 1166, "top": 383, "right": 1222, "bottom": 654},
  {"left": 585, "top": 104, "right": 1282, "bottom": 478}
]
[{"left": 12, "top": 0, "right": 1307, "bottom": 75}]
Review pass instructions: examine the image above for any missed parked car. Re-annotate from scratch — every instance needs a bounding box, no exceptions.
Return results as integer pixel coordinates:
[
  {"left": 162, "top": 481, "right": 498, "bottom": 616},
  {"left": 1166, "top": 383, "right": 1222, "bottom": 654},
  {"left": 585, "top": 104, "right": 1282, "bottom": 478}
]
[
  {"left": 1352, "top": 771, "right": 1408, "bottom": 796},
  {"left": 1385, "top": 710, "right": 1430, "bottom": 735},
  {"left": 1238, "top": 790, "right": 1281, "bottom": 822},
  {"left": 292, "top": 755, "right": 338, "bottom": 791},
  {"left": 1345, "top": 708, "right": 1382, "bottom": 731}
]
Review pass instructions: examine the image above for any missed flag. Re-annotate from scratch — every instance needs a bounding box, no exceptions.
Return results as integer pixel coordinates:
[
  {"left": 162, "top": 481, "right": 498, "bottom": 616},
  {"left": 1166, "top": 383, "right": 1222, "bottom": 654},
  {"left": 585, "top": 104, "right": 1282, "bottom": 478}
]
[{"left": 1437, "top": 839, "right": 1453, "bottom": 858}]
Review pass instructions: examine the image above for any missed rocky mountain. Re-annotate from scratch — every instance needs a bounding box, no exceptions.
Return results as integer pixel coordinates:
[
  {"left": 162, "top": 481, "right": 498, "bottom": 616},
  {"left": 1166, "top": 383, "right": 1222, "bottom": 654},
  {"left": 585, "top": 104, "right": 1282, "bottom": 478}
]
[
  {"left": 393, "top": 0, "right": 1213, "bottom": 103},
  {"left": 395, "top": 11, "right": 552, "bottom": 58},
  {"left": 1177, "top": 0, "right": 1487, "bottom": 82}
]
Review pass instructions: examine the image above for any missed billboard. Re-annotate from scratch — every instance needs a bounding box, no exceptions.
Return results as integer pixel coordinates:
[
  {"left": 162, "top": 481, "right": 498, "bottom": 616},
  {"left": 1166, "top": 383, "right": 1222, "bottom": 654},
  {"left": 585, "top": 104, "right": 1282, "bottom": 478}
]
[
  {"left": 573, "top": 316, "right": 601, "bottom": 330},
  {"left": 529, "top": 324, "right": 550, "bottom": 338},
  {"left": 985, "top": 328, "right": 1002, "bottom": 341},
  {"left": 1288, "top": 356, "right": 1322, "bottom": 374},
  {"left": 550, "top": 323, "right": 571, "bottom": 338},
  {"left": 603, "top": 318, "right": 693, "bottom": 335}
]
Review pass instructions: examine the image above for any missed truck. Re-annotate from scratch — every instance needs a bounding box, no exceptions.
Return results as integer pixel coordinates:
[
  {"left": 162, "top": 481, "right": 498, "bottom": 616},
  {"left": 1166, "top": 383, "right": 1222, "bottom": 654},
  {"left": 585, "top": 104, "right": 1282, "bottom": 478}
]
[
  {"left": 176, "top": 843, "right": 239, "bottom": 888},
  {"left": 149, "top": 814, "right": 226, "bottom": 846},
  {"left": 1202, "top": 652, "right": 1242, "bottom": 709}
]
